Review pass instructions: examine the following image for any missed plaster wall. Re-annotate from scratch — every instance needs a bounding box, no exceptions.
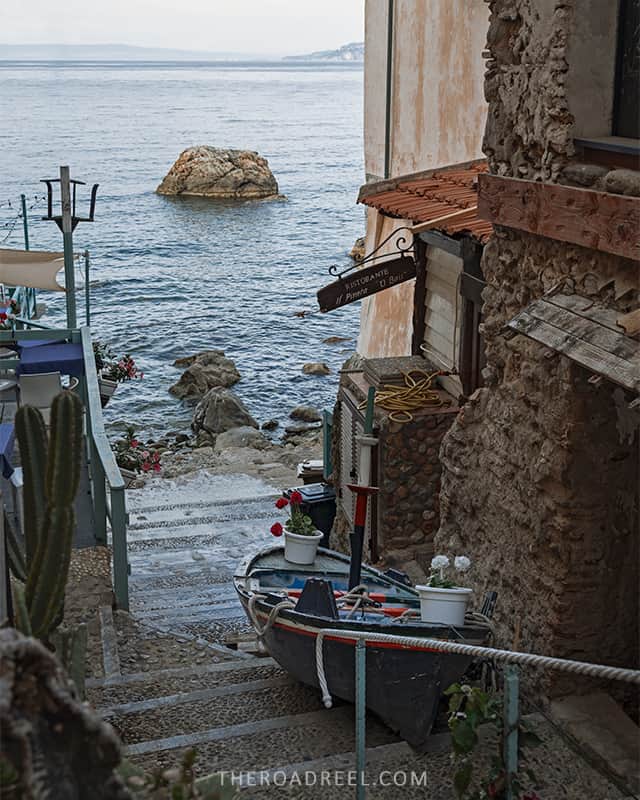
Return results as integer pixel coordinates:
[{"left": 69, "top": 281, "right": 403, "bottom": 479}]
[
  {"left": 357, "top": 208, "right": 415, "bottom": 358},
  {"left": 364, "top": 0, "right": 489, "bottom": 180},
  {"left": 360, "top": 0, "right": 489, "bottom": 357}
]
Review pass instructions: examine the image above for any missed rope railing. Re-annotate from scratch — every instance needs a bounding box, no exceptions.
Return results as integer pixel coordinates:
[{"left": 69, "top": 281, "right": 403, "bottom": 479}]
[{"left": 314, "top": 628, "right": 640, "bottom": 709}]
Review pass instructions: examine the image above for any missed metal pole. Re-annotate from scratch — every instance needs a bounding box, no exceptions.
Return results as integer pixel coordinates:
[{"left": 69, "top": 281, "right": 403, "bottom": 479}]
[
  {"left": 60, "top": 166, "right": 77, "bottom": 328},
  {"left": 20, "top": 194, "right": 29, "bottom": 250},
  {"left": 383, "top": 0, "right": 395, "bottom": 179},
  {"left": 355, "top": 638, "right": 367, "bottom": 800},
  {"left": 84, "top": 249, "right": 90, "bottom": 325},
  {"left": 503, "top": 665, "right": 520, "bottom": 800}
]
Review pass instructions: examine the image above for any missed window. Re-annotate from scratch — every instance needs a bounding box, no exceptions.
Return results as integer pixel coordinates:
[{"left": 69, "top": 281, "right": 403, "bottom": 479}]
[{"left": 613, "top": 0, "right": 640, "bottom": 139}]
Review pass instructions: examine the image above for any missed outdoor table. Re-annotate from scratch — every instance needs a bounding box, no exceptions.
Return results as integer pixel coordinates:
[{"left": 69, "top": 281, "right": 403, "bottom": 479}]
[
  {"left": 0, "top": 422, "right": 15, "bottom": 478},
  {"left": 14, "top": 339, "right": 53, "bottom": 351},
  {"left": 17, "top": 342, "right": 84, "bottom": 377}
]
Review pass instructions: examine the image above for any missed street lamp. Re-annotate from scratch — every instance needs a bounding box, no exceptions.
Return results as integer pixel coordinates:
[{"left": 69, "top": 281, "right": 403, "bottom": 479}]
[{"left": 41, "top": 166, "right": 98, "bottom": 328}]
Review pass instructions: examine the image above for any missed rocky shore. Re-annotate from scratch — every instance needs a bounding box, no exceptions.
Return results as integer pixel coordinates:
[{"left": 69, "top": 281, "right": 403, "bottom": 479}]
[{"left": 129, "top": 349, "right": 326, "bottom": 487}]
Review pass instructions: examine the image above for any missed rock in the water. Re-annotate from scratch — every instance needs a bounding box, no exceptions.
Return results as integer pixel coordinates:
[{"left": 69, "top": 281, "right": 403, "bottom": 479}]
[
  {"left": 169, "top": 350, "right": 241, "bottom": 401},
  {"left": 302, "top": 362, "right": 331, "bottom": 375},
  {"left": 350, "top": 235, "right": 366, "bottom": 262},
  {"left": 323, "top": 336, "right": 353, "bottom": 345},
  {"left": 214, "top": 426, "right": 269, "bottom": 451},
  {"left": 290, "top": 405, "right": 322, "bottom": 423},
  {"left": 157, "top": 146, "right": 280, "bottom": 199},
  {"left": 0, "top": 628, "right": 129, "bottom": 799},
  {"left": 261, "top": 419, "right": 279, "bottom": 431},
  {"left": 192, "top": 388, "right": 258, "bottom": 435}
]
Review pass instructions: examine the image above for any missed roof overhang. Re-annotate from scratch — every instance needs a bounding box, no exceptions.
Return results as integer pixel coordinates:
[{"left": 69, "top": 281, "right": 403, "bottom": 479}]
[
  {"left": 358, "top": 159, "right": 492, "bottom": 244},
  {"left": 506, "top": 292, "right": 640, "bottom": 394}
]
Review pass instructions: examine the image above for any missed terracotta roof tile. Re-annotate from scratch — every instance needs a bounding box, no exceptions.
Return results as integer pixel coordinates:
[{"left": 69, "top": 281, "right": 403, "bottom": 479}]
[{"left": 359, "top": 161, "right": 492, "bottom": 243}]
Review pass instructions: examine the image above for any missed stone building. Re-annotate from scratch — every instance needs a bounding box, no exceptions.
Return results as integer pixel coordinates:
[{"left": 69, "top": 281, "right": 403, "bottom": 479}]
[
  {"left": 325, "top": 0, "right": 639, "bottom": 705},
  {"left": 434, "top": 0, "right": 639, "bottom": 697}
]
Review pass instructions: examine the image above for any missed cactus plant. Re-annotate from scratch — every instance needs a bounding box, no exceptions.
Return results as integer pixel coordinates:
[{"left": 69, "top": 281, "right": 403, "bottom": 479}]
[{"left": 12, "top": 391, "right": 82, "bottom": 640}]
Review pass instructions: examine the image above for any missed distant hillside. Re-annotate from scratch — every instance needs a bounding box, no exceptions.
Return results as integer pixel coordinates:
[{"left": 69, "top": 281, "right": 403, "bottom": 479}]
[
  {"left": 284, "top": 42, "right": 364, "bottom": 63},
  {"left": 0, "top": 43, "right": 261, "bottom": 61}
]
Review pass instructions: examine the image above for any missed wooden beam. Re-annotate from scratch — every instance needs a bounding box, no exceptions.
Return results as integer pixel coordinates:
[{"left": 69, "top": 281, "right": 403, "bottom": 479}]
[
  {"left": 617, "top": 308, "right": 640, "bottom": 339},
  {"left": 411, "top": 237, "right": 427, "bottom": 355},
  {"left": 478, "top": 173, "right": 640, "bottom": 261},
  {"left": 418, "top": 229, "right": 463, "bottom": 257}
]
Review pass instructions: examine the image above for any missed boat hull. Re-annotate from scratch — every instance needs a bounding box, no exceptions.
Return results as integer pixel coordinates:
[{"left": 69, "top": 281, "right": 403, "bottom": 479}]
[
  {"left": 234, "top": 543, "right": 491, "bottom": 753},
  {"left": 240, "top": 595, "right": 471, "bottom": 751}
]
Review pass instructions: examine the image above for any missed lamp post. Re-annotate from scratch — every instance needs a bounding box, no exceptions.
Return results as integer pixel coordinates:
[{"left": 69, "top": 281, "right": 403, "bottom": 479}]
[{"left": 41, "top": 166, "right": 98, "bottom": 329}]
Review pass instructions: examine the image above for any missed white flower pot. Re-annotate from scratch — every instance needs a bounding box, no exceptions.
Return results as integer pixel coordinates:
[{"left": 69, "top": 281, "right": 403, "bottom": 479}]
[
  {"left": 98, "top": 376, "right": 118, "bottom": 407},
  {"left": 415, "top": 585, "right": 473, "bottom": 626},
  {"left": 284, "top": 530, "right": 323, "bottom": 565}
]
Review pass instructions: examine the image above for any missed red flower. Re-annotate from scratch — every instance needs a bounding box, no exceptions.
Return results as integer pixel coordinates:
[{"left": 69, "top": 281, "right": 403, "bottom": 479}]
[
  {"left": 275, "top": 497, "right": 289, "bottom": 509},
  {"left": 289, "top": 490, "right": 303, "bottom": 505},
  {"left": 0, "top": 313, "right": 7, "bottom": 321},
  {"left": 270, "top": 522, "right": 283, "bottom": 537},
  {"left": 130, "top": 439, "right": 139, "bottom": 447}
]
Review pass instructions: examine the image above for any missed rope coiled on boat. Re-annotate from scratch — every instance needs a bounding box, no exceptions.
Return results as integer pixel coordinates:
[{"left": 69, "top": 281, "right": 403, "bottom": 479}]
[{"left": 246, "top": 594, "right": 295, "bottom": 637}]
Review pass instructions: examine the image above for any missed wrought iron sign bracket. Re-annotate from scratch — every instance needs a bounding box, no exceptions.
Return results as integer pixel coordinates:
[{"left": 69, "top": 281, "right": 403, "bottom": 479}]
[{"left": 327, "top": 226, "right": 415, "bottom": 279}]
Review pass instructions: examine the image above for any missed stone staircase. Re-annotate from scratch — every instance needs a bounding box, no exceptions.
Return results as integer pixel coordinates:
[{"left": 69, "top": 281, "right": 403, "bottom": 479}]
[{"left": 90, "top": 470, "right": 633, "bottom": 799}]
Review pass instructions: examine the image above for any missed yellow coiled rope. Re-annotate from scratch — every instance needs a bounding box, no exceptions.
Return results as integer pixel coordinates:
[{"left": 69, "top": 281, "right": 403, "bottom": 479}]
[{"left": 359, "top": 369, "right": 449, "bottom": 423}]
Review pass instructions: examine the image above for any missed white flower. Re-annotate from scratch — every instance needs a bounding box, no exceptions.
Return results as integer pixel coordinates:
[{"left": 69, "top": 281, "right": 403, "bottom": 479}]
[
  {"left": 431, "top": 555, "right": 450, "bottom": 570},
  {"left": 454, "top": 555, "right": 471, "bottom": 573}
]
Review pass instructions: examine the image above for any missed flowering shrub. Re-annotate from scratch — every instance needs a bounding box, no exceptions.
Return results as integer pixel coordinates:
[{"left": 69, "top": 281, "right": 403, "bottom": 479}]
[
  {"left": 93, "top": 341, "right": 115, "bottom": 372},
  {"left": 113, "top": 427, "right": 161, "bottom": 474},
  {"left": 94, "top": 340, "right": 143, "bottom": 382},
  {"left": 446, "top": 683, "right": 541, "bottom": 799},
  {"left": 102, "top": 354, "right": 143, "bottom": 383},
  {"left": 428, "top": 554, "right": 472, "bottom": 588},
  {"left": 270, "top": 490, "right": 316, "bottom": 537},
  {"left": 0, "top": 299, "right": 20, "bottom": 330}
]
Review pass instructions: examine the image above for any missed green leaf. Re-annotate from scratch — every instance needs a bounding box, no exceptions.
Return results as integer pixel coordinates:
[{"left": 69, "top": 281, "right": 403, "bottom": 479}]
[
  {"left": 451, "top": 719, "right": 477, "bottom": 755},
  {"left": 445, "top": 682, "right": 462, "bottom": 696},
  {"left": 453, "top": 762, "right": 472, "bottom": 798}
]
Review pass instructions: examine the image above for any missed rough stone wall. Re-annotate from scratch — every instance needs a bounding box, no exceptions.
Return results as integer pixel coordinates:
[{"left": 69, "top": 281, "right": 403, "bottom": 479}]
[
  {"left": 436, "top": 0, "right": 640, "bottom": 698},
  {"left": 377, "top": 410, "right": 458, "bottom": 578},
  {"left": 329, "top": 371, "right": 457, "bottom": 582}
]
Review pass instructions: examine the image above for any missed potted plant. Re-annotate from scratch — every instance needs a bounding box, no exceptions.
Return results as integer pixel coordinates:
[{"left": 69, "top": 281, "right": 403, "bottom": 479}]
[
  {"left": 270, "top": 491, "right": 323, "bottom": 565},
  {"left": 112, "top": 426, "right": 161, "bottom": 487},
  {"left": 93, "top": 342, "right": 117, "bottom": 406},
  {"left": 94, "top": 342, "right": 143, "bottom": 407},
  {"left": 415, "top": 555, "right": 473, "bottom": 626}
]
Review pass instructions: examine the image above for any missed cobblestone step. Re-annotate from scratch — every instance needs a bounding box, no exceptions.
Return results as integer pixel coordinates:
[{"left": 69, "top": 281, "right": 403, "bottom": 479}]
[
  {"left": 126, "top": 706, "right": 401, "bottom": 778},
  {"left": 113, "top": 679, "right": 328, "bottom": 745},
  {"left": 88, "top": 658, "right": 282, "bottom": 707}
]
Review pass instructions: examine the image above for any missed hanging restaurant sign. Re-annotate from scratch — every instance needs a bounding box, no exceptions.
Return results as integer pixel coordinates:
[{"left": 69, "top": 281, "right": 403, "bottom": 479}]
[{"left": 317, "top": 256, "right": 416, "bottom": 312}]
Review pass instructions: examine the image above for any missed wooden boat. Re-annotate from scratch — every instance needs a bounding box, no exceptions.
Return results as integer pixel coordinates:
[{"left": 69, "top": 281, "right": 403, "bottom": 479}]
[{"left": 234, "top": 545, "right": 492, "bottom": 752}]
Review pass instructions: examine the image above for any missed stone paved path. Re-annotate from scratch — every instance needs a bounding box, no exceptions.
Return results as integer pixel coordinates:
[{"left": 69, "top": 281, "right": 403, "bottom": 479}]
[{"left": 89, "top": 468, "right": 632, "bottom": 799}]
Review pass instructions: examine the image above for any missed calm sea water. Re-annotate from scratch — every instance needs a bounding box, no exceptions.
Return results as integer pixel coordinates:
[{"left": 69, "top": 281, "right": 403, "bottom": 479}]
[{"left": 0, "top": 61, "right": 364, "bottom": 439}]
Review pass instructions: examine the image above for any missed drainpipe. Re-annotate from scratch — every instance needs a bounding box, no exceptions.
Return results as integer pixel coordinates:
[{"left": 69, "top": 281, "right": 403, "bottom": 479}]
[{"left": 384, "top": 0, "right": 395, "bottom": 179}]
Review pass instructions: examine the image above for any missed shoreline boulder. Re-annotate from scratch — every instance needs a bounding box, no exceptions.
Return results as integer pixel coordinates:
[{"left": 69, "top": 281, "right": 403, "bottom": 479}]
[
  {"left": 157, "top": 146, "right": 281, "bottom": 199},
  {"left": 192, "top": 388, "right": 258, "bottom": 436},
  {"left": 169, "top": 350, "right": 241, "bottom": 401}
]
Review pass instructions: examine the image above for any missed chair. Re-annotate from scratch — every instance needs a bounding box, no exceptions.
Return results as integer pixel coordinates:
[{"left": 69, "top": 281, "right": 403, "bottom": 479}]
[{"left": 18, "top": 372, "right": 62, "bottom": 425}]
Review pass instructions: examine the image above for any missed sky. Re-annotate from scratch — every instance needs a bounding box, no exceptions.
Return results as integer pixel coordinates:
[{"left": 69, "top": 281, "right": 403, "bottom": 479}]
[{"left": 1, "top": 0, "right": 365, "bottom": 57}]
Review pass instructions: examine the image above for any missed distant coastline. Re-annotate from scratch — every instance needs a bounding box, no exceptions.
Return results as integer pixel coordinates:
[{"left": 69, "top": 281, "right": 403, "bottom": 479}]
[{"left": 0, "top": 42, "right": 364, "bottom": 63}]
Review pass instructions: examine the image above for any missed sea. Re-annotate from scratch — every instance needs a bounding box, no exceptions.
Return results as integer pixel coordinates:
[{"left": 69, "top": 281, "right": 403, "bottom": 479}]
[{"left": 0, "top": 61, "right": 365, "bottom": 440}]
